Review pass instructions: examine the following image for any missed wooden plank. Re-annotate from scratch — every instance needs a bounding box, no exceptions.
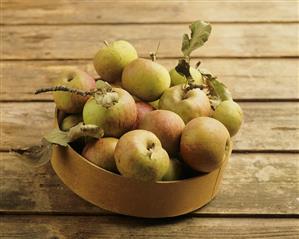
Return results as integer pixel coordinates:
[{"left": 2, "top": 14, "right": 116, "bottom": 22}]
[
  {"left": 1, "top": 59, "right": 298, "bottom": 101},
  {"left": 2, "top": 24, "right": 298, "bottom": 59},
  {"left": 0, "top": 152, "right": 298, "bottom": 215},
  {"left": 2, "top": 0, "right": 298, "bottom": 24},
  {"left": 1, "top": 216, "right": 299, "bottom": 239},
  {"left": 1, "top": 102, "right": 298, "bottom": 151}
]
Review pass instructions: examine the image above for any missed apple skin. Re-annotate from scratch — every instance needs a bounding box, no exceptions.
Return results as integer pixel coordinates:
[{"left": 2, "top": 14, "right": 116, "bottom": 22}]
[
  {"left": 82, "top": 137, "right": 118, "bottom": 173},
  {"left": 133, "top": 101, "right": 154, "bottom": 129},
  {"left": 212, "top": 100, "right": 243, "bottom": 137},
  {"left": 114, "top": 129, "right": 170, "bottom": 181},
  {"left": 122, "top": 58, "right": 171, "bottom": 101},
  {"left": 180, "top": 117, "right": 231, "bottom": 173},
  {"left": 83, "top": 88, "right": 137, "bottom": 137},
  {"left": 60, "top": 114, "right": 82, "bottom": 131},
  {"left": 162, "top": 158, "right": 186, "bottom": 181},
  {"left": 148, "top": 99, "right": 159, "bottom": 109},
  {"left": 169, "top": 67, "right": 203, "bottom": 86},
  {"left": 93, "top": 40, "right": 138, "bottom": 83},
  {"left": 159, "top": 84, "right": 212, "bottom": 123},
  {"left": 53, "top": 69, "right": 96, "bottom": 113},
  {"left": 138, "top": 110, "right": 185, "bottom": 156}
]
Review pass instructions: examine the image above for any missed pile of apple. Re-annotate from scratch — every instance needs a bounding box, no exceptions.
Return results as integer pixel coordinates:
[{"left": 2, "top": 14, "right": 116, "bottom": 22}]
[{"left": 41, "top": 21, "right": 243, "bottom": 181}]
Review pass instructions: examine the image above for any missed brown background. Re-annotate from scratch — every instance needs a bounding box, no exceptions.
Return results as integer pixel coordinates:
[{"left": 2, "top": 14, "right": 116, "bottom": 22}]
[{"left": 1, "top": 1, "right": 299, "bottom": 238}]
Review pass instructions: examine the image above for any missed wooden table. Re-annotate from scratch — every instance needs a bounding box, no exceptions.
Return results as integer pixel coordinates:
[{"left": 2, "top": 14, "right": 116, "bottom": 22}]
[{"left": 1, "top": 1, "right": 299, "bottom": 238}]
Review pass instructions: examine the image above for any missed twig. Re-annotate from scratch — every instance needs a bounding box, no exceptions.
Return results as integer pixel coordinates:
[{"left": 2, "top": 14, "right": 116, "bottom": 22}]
[{"left": 35, "top": 86, "right": 92, "bottom": 97}]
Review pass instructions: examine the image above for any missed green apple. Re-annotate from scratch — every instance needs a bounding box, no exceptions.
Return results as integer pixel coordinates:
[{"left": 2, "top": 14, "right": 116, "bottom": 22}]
[
  {"left": 180, "top": 117, "right": 231, "bottom": 173},
  {"left": 114, "top": 129, "right": 170, "bottom": 181},
  {"left": 60, "top": 114, "right": 82, "bottom": 131},
  {"left": 82, "top": 137, "right": 118, "bottom": 173},
  {"left": 138, "top": 110, "right": 185, "bottom": 156},
  {"left": 212, "top": 100, "right": 243, "bottom": 137},
  {"left": 169, "top": 67, "right": 203, "bottom": 86},
  {"left": 122, "top": 58, "right": 171, "bottom": 101},
  {"left": 93, "top": 40, "right": 138, "bottom": 83},
  {"left": 53, "top": 69, "right": 96, "bottom": 113},
  {"left": 83, "top": 88, "right": 137, "bottom": 137},
  {"left": 159, "top": 84, "right": 212, "bottom": 123},
  {"left": 148, "top": 99, "right": 160, "bottom": 109},
  {"left": 162, "top": 158, "right": 186, "bottom": 181}
]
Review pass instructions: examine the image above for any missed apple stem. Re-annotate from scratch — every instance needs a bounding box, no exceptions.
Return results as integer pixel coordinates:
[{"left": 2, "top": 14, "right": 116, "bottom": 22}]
[
  {"left": 35, "top": 86, "right": 92, "bottom": 97},
  {"left": 149, "top": 41, "right": 160, "bottom": 62},
  {"left": 103, "top": 40, "right": 109, "bottom": 46},
  {"left": 149, "top": 52, "right": 156, "bottom": 62}
]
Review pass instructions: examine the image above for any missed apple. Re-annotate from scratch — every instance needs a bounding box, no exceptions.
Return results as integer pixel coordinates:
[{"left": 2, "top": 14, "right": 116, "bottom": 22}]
[
  {"left": 148, "top": 99, "right": 159, "bottom": 109},
  {"left": 212, "top": 100, "right": 243, "bottom": 137},
  {"left": 82, "top": 137, "right": 118, "bottom": 173},
  {"left": 169, "top": 67, "right": 203, "bottom": 86},
  {"left": 122, "top": 58, "right": 171, "bottom": 101},
  {"left": 83, "top": 88, "right": 137, "bottom": 137},
  {"left": 53, "top": 69, "right": 96, "bottom": 113},
  {"left": 60, "top": 114, "right": 82, "bottom": 131},
  {"left": 133, "top": 101, "right": 154, "bottom": 129},
  {"left": 159, "top": 84, "right": 212, "bottom": 123},
  {"left": 114, "top": 129, "right": 170, "bottom": 181},
  {"left": 138, "top": 110, "right": 185, "bottom": 156},
  {"left": 180, "top": 117, "right": 231, "bottom": 173},
  {"left": 93, "top": 40, "right": 138, "bottom": 83},
  {"left": 162, "top": 158, "right": 186, "bottom": 181}
]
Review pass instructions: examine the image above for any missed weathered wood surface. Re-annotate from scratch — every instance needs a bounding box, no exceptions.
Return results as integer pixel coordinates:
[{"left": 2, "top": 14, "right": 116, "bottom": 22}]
[
  {"left": 1, "top": 215, "right": 299, "bottom": 239},
  {"left": 1, "top": 0, "right": 298, "bottom": 235},
  {"left": 1, "top": 59, "right": 298, "bottom": 101},
  {"left": 2, "top": 0, "right": 298, "bottom": 24},
  {"left": 2, "top": 24, "right": 298, "bottom": 59},
  {"left": 1, "top": 102, "right": 298, "bottom": 151},
  {"left": 1, "top": 152, "right": 298, "bottom": 215}
]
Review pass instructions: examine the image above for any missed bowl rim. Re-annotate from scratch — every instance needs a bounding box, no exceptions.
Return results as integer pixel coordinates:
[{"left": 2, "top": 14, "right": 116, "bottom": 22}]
[{"left": 56, "top": 108, "right": 231, "bottom": 186}]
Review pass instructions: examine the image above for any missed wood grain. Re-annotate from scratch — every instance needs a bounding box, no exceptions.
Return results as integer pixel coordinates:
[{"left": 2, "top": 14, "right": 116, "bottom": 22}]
[
  {"left": 1, "top": 102, "right": 298, "bottom": 151},
  {"left": 2, "top": 24, "right": 298, "bottom": 59},
  {"left": 1, "top": 215, "right": 299, "bottom": 239},
  {"left": 2, "top": 0, "right": 298, "bottom": 24},
  {"left": 1, "top": 152, "right": 298, "bottom": 215},
  {"left": 1, "top": 59, "right": 298, "bottom": 101}
]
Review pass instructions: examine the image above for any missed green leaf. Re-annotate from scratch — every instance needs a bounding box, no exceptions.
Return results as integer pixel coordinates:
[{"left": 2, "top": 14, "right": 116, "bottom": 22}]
[{"left": 181, "top": 20, "right": 212, "bottom": 58}]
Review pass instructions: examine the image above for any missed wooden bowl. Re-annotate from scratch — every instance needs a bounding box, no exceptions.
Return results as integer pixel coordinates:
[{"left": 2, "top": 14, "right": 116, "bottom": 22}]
[{"left": 51, "top": 111, "right": 232, "bottom": 218}]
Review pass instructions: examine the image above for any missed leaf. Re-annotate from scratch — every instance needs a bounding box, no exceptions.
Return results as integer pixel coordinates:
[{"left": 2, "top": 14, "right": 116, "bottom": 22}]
[
  {"left": 175, "top": 59, "right": 192, "bottom": 79},
  {"left": 44, "top": 123, "right": 104, "bottom": 147},
  {"left": 67, "top": 122, "right": 104, "bottom": 141},
  {"left": 44, "top": 128, "right": 69, "bottom": 146},
  {"left": 207, "top": 77, "right": 232, "bottom": 102},
  {"left": 11, "top": 138, "right": 52, "bottom": 167},
  {"left": 181, "top": 20, "right": 212, "bottom": 58},
  {"left": 200, "top": 70, "right": 232, "bottom": 109}
]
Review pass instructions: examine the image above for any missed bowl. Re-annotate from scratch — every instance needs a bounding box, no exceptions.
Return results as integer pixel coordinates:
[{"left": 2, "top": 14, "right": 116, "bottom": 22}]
[{"left": 51, "top": 111, "right": 232, "bottom": 218}]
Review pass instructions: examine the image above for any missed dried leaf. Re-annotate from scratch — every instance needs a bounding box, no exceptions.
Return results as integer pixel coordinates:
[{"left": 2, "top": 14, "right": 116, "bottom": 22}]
[
  {"left": 67, "top": 122, "right": 104, "bottom": 141},
  {"left": 206, "top": 77, "right": 232, "bottom": 102},
  {"left": 175, "top": 59, "right": 192, "bottom": 79},
  {"left": 44, "top": 128, "right": 69, "bottom": 146},
  {"left": 11, "top": 138, "right": 52, "bottom": 167}
]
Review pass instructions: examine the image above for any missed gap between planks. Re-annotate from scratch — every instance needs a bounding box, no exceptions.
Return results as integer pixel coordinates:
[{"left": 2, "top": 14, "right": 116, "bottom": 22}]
[{"left": 2, "top": 21, "right": 299, "bottom": 26}]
